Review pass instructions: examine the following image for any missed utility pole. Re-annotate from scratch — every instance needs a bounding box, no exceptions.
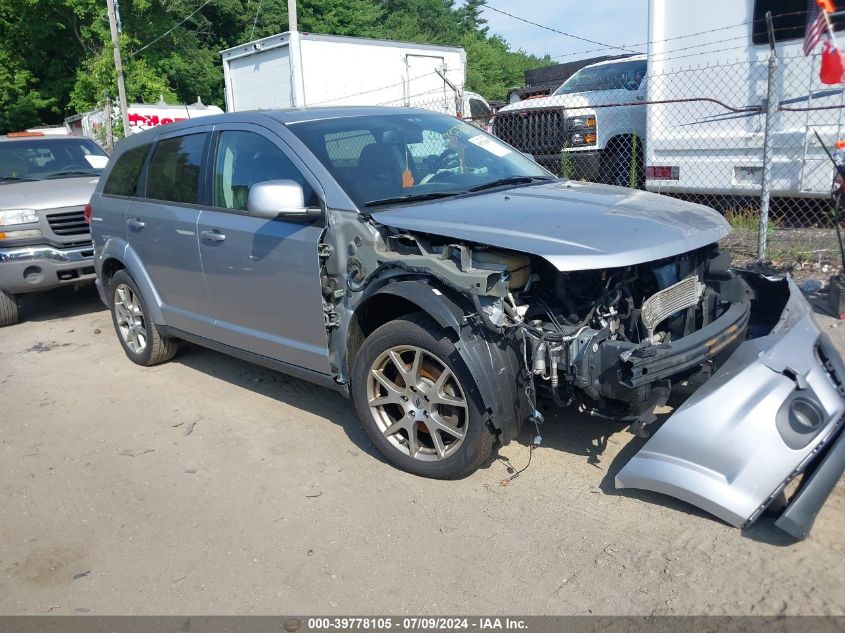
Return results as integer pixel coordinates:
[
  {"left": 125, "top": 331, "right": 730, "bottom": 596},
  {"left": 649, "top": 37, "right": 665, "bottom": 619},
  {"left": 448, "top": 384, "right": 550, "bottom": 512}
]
[
  {"left": 104, "top": 96, "right": 114, "bottom": 152},
  {"left": 106, "top": 0, "right": 130, "bottom": 137},
  {"left": 288, "top": 0, "right": 304, "bottom": 105},
  {"left": 288, "top": 0, "right": 297, "bottom": 32}
]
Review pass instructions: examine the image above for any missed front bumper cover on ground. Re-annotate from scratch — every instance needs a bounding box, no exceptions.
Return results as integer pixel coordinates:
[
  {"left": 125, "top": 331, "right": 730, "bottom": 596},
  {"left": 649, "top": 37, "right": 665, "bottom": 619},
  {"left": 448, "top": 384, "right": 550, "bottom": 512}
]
[{"left": 616, "top": 272, "right": 845, "bottom": 539}]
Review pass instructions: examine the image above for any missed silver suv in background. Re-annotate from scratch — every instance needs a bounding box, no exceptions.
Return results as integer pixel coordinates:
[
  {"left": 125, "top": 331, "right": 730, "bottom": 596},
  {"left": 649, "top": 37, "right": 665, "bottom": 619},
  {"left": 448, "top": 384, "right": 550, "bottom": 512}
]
[
  {"left": 0, "top": 133, "right": 109, "bottom": 325},
  {"left": 90, "top": 108, "right": 845, "bottom": 539}
]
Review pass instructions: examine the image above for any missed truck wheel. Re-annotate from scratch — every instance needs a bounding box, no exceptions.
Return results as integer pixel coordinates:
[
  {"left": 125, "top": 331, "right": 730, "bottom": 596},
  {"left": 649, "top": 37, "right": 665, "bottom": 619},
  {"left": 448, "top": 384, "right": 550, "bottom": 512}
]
[
  {"left": 109, "top": 270, "right": 177, "bottom": 366},
  {"left": 0, "top": 289, "right": 19, "bottom": 327},
  {"left": 351, "top": 314, "right": 497, "bottom": 479},
  {"left": 601, "top": 137, "right": 644, "bottom": 189}
]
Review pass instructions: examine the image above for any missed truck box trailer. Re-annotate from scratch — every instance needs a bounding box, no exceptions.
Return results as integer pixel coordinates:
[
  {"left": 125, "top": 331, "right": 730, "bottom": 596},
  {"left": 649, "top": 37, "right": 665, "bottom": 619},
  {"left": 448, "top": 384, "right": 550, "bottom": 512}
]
[
  {"left": 221, "top": 32, "right": 470, "bottom": 115},
  {"left": 646, "top": 0, "right": 845, "bottom": 199}
]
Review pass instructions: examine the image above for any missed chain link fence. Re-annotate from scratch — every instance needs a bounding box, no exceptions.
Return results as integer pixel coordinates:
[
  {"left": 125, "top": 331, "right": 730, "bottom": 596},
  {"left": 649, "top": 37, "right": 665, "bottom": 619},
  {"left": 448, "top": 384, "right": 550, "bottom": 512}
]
[{"left": 409, "top": 51, "right": 844, "bottom": 271}]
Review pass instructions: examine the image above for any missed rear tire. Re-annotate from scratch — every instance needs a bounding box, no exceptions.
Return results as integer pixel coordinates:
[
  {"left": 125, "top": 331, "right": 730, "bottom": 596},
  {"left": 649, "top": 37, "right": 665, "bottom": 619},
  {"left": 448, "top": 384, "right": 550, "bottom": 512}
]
[
  {"left": 0, "top": 290, "right": 19, "bottom": 327},
  {"left": 351, "top": 314, "right": 497, "bottom": 479},
  {"left": 108, "top": 270, "right": 177, "bottom": 366},
  {"left": 601, "top": 136, "right": 644, "bottom": 189}
]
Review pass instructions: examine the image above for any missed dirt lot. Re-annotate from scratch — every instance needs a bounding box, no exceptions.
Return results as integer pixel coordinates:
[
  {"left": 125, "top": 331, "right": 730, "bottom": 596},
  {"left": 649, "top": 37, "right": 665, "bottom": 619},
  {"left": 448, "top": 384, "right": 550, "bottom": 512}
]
[{"left": 1, "top": 286, "right": 844, "bottom": 616}]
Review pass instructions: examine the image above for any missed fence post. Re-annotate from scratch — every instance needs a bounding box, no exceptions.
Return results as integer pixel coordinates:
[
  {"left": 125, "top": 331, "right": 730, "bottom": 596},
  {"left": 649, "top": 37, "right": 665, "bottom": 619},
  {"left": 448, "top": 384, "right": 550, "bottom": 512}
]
[
  {"left": 104, "top": 96, "right": 114, "bottom": 153},
  {"left": 759, "top": 11, "right": 779, "bottom": 260}
]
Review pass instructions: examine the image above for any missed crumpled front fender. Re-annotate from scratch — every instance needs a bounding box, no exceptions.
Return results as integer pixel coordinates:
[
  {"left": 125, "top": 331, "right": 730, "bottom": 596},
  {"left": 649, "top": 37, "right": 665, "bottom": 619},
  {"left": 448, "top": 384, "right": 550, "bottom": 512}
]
[{"left": 616, "top": 273, "right": 845, "bottom": 538}]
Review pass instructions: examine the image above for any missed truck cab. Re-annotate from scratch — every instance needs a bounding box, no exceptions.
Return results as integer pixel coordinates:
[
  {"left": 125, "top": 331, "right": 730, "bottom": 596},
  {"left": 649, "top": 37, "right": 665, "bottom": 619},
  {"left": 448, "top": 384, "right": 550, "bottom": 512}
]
[
  {"left": 0, "top": 133, "right": 108, "bottom": 326},
  {"left": 463, "top": 90, "right": 494, "bottom": 128},
  {"left": 493, "top": 55, "right": 647, "bottom": 186}
]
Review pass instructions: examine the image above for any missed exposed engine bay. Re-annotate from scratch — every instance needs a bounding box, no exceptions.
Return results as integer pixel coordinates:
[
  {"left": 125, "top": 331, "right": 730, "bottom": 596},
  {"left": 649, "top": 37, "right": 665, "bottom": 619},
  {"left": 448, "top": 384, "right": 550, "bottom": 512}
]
[
  {"left": 342, "top": 226, "right": 753, "bottom": 435},
  {"left": 312, "top": 198, "right": 845, "bottom": 539}
]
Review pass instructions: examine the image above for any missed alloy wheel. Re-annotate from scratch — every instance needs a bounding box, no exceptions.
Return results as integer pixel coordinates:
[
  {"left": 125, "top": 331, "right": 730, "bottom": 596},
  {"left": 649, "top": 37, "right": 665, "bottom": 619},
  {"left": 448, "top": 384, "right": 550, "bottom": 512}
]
[
  {"left": 367, "top": 345, "right": 468, "bottom": 461},
  {"left": 113, "top": 283, "right": 147, "bottom": 354}
]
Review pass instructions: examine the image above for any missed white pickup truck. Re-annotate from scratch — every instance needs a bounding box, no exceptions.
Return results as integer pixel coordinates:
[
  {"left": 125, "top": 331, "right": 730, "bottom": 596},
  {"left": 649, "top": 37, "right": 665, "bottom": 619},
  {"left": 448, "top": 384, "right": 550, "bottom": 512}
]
[{"left": 493, "top": 55, "right": 647, "bottom": 186}]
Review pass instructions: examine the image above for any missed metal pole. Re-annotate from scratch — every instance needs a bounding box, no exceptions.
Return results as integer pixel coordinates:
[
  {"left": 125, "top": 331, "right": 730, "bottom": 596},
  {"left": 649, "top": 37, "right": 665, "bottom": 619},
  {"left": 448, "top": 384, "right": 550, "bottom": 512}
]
[
  {"left": 106, "top": 0, "right": 130, "bottom": 137},
  {"left": 288, "top": 0, "right": 297, "bottom": 33},
  {"left": 287, "top": 0, "right": 304, "bottom": 106},
  {"left": 434, "top": 67, "right": 462, "bottom": 117},
  {"left": 759, "top": 11, "right": 778, "bottom": 260},
  {"left": 104, "top": 96, "right": 114, "bottom": 152}
]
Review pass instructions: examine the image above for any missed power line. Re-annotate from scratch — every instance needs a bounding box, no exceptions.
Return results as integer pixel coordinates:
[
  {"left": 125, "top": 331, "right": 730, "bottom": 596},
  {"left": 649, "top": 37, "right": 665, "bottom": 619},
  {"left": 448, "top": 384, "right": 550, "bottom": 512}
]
[
  {"left": 131, "top": 0, "right": 214, "bottom": 57},
  {"left": 645, "top": 22, "right": 818, "bottom": 63},
  {"left": 500, "top": 8, "right": 808, "bottom": 65},
  {"left": 484, "top": 4, "right": 642, "bottom": 55},
  {"left": 547, "top": 22, "right": 752, "bottom": 63},
  {"left": 378, "top": 85, "right": 465, "bottom": 107},
  {"left": 309, "top": 71, "right": 447, "bottom": 106},
  {"left": 249, "top": 0, "right": 264, "bottom": 41}
]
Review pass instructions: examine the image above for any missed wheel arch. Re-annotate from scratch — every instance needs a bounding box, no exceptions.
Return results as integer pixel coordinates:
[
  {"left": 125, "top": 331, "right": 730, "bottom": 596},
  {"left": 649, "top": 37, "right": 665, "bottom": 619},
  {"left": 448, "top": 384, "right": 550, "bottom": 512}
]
[
  {"left": 603, "top": 133, "right": 645, "bottom": 188},
  {"left": 605, "top": 132, "right": 644, "bottom": 154},
  {"left": 96, "top": 241, "right": 165, "bottom": 324},
  {"left": 346, "top": 279, "right": 466, "bottom": 375},
  {"left": 346, "top": 278, "right": 528, "bottom": 444},
  {"left": 100, "top": 256, "right": 125, "bottom": 290}
]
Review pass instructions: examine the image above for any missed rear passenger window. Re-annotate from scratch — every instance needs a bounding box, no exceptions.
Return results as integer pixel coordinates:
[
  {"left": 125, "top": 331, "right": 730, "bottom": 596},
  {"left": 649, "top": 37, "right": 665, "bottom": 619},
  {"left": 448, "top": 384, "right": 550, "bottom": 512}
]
[
  {"left": 145, "top": 133, "right": 206, "bottom": 204},
  {"left": 103, "top": 144, "right": 150, "bottom": 196}
]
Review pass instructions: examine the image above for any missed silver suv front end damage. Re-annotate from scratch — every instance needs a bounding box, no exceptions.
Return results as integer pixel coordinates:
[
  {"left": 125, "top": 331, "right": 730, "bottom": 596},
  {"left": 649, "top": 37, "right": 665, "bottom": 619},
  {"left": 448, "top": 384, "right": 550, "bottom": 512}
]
[
  {"left": 333, "top": 196, "right": 844, "bottom": 536},
  {"left": 616, "top": 273, "right": 845, "bottom": 539}
]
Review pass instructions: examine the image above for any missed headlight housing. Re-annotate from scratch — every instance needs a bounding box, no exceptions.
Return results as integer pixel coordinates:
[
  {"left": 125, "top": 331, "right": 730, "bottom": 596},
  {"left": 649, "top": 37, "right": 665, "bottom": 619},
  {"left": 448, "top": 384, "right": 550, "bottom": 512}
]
[
  {"left": 569, "top": 116, "right": 596, "bottom": 129},
  {"left": 567, "top": 114, "right": 597, "bottom": 147},
  {"left": 0, "top": 209, "right": 38, "bottom": 226}
]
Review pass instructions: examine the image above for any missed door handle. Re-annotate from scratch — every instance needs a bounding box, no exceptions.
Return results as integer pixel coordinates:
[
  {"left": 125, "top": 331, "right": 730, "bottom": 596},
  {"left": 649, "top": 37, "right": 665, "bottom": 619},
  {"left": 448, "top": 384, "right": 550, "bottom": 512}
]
[
  {"left": 201, "top": 230, "right": 226, "bottom": 243},
  {"left": 127, "top": 218, "right": 145, "bottom": 229}
]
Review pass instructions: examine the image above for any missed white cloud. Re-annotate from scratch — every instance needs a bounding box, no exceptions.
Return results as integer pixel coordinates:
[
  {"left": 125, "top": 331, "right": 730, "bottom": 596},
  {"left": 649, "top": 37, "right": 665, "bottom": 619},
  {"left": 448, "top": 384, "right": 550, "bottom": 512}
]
[{"left": 482, "top": 0, "right": 649, "bottom": 61}]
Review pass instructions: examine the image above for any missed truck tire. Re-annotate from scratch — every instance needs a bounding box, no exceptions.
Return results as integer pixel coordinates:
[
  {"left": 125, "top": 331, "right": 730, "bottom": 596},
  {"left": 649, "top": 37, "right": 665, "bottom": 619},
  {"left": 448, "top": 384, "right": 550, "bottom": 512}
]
[
  {"left": 0, "top": 289, "right": 19, "bottom": 327},
  {"left": 351, "top": 313, "right": 497, "bottom": 479},
  {"left": 108, "top": 270, "right": 177, "bottom": 366},
  {"left": 601, "top": 136, "right": 644, "bottom": 189}
]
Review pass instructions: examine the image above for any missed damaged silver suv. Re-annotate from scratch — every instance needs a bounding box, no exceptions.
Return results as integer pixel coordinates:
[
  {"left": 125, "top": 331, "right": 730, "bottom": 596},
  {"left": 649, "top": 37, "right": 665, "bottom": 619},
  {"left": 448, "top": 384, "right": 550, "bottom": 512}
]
[{"left": 90, "top": 108, "right": 845, "bottom": 539}]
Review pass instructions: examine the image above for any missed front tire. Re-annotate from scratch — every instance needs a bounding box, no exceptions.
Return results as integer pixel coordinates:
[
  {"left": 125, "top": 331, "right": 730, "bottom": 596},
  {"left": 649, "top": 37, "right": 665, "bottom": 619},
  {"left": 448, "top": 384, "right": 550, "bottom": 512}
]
[
  {"left": 601, "top": 136, "right": 644, "bottom": 189},
  {"left": 351, "top": 314, "right": 497, "bottom": 479},
  {"left": 109, "top": 270, "right": 177, "bottom": 366},
  {"left": 0, "top": 289, "right": 19, "bottom": 327}
]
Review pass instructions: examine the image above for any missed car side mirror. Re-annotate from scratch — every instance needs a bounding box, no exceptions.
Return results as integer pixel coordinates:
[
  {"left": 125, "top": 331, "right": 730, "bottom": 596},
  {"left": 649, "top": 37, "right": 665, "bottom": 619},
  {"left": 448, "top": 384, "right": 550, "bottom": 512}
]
[{"left": 247, "top": 180, "right": 321, "bottom": 220}]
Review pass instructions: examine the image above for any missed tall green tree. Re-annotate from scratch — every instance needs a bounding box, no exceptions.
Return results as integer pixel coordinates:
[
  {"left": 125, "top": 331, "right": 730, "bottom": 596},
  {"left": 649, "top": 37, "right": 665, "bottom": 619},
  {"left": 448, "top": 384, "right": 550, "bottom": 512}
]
[{"left": 0, "top": 0, "right": 548, "bottom": 133}]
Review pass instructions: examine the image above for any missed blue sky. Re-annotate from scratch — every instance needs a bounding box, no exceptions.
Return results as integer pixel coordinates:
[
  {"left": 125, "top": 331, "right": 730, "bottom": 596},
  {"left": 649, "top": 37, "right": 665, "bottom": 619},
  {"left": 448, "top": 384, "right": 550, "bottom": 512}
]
[{"left": 481, "top": 0, "right": 650, "bottom": 61}]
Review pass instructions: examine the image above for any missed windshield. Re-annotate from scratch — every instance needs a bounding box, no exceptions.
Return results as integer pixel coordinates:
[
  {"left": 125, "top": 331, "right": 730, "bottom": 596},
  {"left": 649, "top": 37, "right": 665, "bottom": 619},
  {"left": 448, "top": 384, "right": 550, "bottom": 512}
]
[
  {"left": 288, "top": 113, "right": 550, "bottom": 208},
  {"left": 553, "top": 59, "right": 646, "bottom": 95},
  {"left": 0, "top": 137, "right": 108, "bottom": 182}
]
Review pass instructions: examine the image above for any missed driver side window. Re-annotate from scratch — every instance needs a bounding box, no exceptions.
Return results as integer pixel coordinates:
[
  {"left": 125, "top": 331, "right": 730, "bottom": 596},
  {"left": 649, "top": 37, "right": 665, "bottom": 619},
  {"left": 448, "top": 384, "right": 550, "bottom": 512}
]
[{"left": 212, "top": 130, "right": 315, "bottom": 211}]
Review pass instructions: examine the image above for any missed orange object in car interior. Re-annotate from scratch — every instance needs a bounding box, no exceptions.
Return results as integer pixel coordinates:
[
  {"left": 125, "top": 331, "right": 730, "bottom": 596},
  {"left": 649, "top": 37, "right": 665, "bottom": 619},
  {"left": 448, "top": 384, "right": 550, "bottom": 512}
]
[
  {"left": 402, "top": 168, "right": 414, "bottom": 188},
  {"left": 6, "top": 131, "right": 44, "bottom": 137}
]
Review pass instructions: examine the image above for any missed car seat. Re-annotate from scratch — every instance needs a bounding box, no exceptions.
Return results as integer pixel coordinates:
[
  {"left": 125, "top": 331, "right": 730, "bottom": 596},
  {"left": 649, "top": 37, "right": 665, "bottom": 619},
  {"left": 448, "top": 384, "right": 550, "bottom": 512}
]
[{"left": 355, "top": 142, "right": 406, "bottom": 203}]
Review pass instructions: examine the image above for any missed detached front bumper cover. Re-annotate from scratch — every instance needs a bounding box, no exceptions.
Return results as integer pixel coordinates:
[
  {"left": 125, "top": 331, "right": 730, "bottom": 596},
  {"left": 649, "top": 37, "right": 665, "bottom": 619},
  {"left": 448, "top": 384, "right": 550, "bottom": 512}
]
[{"left": 616, "top": 272, "right": 845, "bottom": 539}]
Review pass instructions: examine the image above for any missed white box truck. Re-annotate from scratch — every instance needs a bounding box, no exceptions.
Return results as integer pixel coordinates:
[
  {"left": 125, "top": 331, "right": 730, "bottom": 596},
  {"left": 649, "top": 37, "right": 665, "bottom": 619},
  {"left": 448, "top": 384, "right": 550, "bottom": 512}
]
[
  {"left": 646, "top": 0, "right": 845, "bottom": 199},
  {"left": 220, "top": 32, "right": 490, "bottom": 118}
]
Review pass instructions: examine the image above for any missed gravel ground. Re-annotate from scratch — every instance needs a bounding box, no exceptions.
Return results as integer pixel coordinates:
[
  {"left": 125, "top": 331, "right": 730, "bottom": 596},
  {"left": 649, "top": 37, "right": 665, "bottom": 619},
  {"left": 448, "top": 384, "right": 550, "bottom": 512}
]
[
  {"left": 723, "top": 228, "right": 842, "bottom": 283},
  {"left": 0, "top": 286, "right": 844, "bottom": 616}
]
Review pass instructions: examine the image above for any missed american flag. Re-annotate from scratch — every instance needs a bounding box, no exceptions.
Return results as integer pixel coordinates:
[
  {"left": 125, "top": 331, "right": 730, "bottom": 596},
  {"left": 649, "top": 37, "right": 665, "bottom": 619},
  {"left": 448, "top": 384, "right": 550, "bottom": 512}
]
[{"left": 805, "top": 0, "right": 830, "bottom": 56}]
